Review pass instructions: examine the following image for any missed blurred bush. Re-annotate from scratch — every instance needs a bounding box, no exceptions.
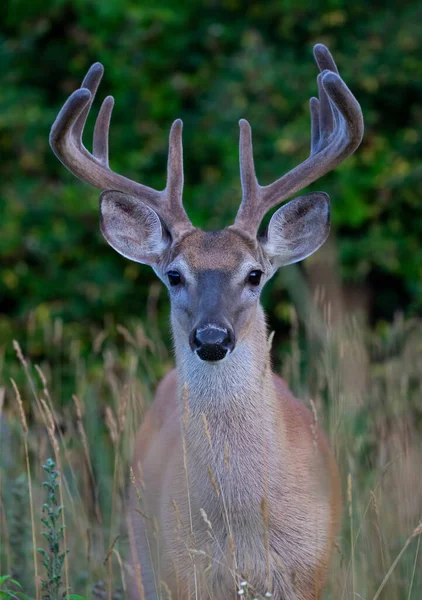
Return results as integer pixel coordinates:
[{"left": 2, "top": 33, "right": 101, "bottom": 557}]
[{"left": 1, "top": 0, "right": 421, "bottom": 352}]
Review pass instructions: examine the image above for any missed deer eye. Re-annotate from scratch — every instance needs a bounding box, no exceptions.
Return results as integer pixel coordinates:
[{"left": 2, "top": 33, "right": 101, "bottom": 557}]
[
  {"left": 167, "top": 270, "right": 182, "bottom": 286},
  {"left": 247, "top": 270, "right": 263, "bottom": 286}
]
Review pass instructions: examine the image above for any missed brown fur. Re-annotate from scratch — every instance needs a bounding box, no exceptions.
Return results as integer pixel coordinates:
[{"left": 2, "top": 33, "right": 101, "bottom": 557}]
[
  {"left": 124, "top": 226, "right": 343, "bottom": 600},
  {"left": 128, "top": 302, "right": 341, "bottom": 599},
  {"left": 166, "top": 228, "right": 261, "bottom": 271}
]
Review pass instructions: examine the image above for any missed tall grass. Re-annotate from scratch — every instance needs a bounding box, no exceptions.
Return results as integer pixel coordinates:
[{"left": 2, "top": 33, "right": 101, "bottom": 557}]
[{"left": 0, "top": 304, "right": 421, "bottom": 598}]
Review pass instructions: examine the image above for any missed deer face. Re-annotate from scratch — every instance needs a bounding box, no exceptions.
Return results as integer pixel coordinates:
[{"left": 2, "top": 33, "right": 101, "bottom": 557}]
[
  {"left": 160, "top": 228, "right": 269, "bottom": 362},
  {"left": 50, "top": 45, "right": 362, "bottom": 363},
  {"left": 99, "top": 191, "right": 330, "bottom": 362}
]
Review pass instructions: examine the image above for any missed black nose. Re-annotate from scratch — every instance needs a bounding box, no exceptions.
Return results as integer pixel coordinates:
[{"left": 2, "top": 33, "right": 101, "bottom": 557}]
[{"left": 190, "top": 325, "right": 235, "bottom": 362}]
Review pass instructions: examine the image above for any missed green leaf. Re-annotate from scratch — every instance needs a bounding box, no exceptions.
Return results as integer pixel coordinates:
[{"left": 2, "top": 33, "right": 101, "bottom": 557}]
[{"left": 8, "top": 582, "right": 22, "bottom": 591}]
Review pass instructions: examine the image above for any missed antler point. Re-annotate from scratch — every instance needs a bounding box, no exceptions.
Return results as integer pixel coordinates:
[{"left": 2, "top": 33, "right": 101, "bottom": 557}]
[
  {"left": 321, "top": 70, "right": 341, "bottom": 88},
  {"left": 74, "top": 88, "right": 92, "bottom": 100},
  {"left": 313, "top": 43, "right": 329, "bottom": 61},
  {"left": 91, "top": 62, "right": 104, "bottom": 72}
]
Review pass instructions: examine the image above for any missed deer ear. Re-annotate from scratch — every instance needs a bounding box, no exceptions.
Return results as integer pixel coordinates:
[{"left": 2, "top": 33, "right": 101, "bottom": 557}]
[
  {"left": 261, "top": 192, "right": 330, "bottom": 267},
  {"left": 100, "top": 190, "right": 169, "bottom": 265}
]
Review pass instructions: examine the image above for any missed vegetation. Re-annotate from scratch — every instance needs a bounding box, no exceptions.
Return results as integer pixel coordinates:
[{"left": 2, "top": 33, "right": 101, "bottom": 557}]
[
  {"left": 1, "top": 312, "right": 422, "bottom": 598},
  {"left": 1, "top": 1, "right": 421, "bottom": 598},
  {"left": 38, "top": 459, "right": 69, "bottom": 600}
]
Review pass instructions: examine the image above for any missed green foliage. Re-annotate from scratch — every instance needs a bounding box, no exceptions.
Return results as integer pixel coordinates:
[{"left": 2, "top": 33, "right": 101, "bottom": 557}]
[
  {"left": 37, "top": 459, "right": 68, "bottom": 600},
  {"left": 0, "top": 0, "right": 421, "bottom": 358},
  {"left": 0, "top": 576, "right": 86, "bottom": 600},
  {"left": 0, "top": 576, "right": 31, "bottom": 600}
]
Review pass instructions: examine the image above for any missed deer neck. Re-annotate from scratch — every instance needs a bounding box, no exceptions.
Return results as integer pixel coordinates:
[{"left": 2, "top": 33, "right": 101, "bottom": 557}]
[
  {"left": 174, "top": 305, "right": 272, "bottom": 412},
  {"left": 172, "top": 305, "right": 282, "bottom": 506}
]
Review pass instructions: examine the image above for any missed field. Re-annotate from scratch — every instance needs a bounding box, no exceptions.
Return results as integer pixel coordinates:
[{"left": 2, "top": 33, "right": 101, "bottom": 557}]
[{"left": 1, "top": 293, "right": 421, "bottom": 599}]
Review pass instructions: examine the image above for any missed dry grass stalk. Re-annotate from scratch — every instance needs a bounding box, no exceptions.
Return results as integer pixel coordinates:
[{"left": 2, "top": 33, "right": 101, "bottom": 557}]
[
  {"left": 181, "top": 431, "right": 199, "bottom": 600},
  {"left": 112, "top": 547, "right": 127, "bottom": 592},
  {"left": 13, "top": 340, "right": 28, "bottom": 369},
  {"left": 130, "top": 465, "right": 145, "bottom": 502},
  {"left": 108, "top": 386, "right": 130, "bottom": 600},
  {"left": 36, "top": 367, "right": 89, "bottom": 539},
  {"left": 73, "top": 394, "right": 102, "bottom": 526},
  {"left": 73, "top": 396, "right": 95, "bottom": 484},
  {"left": 201, "top": 412, "right": 212, "bottom": 447},
  {"left": 261, "top": 496, "right": 271, "bottom": 594},
  {"left": 370, "top": 490, "right": 386, "bottom": 572},
  {"left": 200, "top": 508, "right": 212, "bottom": 531},
  {"left": 105, "top": 405, "right": 118, "bottom": 446},
  {"left": 408, "top": 534, "right": 421, "bottom": 600},
  {"left": 103, "top": 534, "right": 120, "bottom": 566},
  {"left": 172, "top": 498, "right": 182, "bottom": 535},
  {"left": 161, "top": 579, "right": 173, "bottom": 600},
  {"left": 347, "top": 473, "right": 355, "bottom": 598},
  {"left": 372, "top": 518, "right": 422, "bottom": 600},
  {"left": 11, "top": 378, "right": 28, "bottom": 436},
  {"left": 182, "top": 383, "right": 189, "bottom": 428},
  {"left": 224, "top": 442, "right": 230, "bottom": 473},
  {"left": 10, "top": 377, "right": 39, "bottom": 600},
  {"left": 309, "top": 397, "right": 318, "bottom": 450},
  {"left": 134, "top": 563, "right": 146, "bottom": 600},
  {"left": 117, "top": 324, "right": 138, "bottom": 348},
  {"left": 207, "top": 466, "right": 220, "bottom": 497},
  {"left": 93, "top": 329, "right": 108, "bottom": 353},
  {"left": 34, "top": 364, "right": 48, "bottom": 389},
  {"left": 267, "top": 330, "right": 275, "bottom": 354}
]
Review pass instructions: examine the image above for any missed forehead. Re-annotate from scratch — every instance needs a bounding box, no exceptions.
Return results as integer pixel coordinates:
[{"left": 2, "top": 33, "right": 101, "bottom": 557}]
[{"left": 171, "top": 228, "right": 259, "bottom": 270}]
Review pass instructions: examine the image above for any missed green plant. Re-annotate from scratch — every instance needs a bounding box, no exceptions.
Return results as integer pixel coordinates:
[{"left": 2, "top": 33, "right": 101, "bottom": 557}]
[
  {"left": 37, "top": 460, "right": 68, "bottom": 600},
  {"left": 0, "top": 575, "right": 31, "bottom": 600}
]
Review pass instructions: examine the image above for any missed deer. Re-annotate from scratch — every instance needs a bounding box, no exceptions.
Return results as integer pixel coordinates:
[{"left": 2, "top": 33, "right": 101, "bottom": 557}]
[{"left": 50, "top": 44, "right": 363, "bottom": 599}]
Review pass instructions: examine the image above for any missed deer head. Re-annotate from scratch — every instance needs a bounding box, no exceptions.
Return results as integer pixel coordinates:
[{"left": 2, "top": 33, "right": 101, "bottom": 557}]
[{"left": 50, "top": 45, "right": 363, "bottom": 363}]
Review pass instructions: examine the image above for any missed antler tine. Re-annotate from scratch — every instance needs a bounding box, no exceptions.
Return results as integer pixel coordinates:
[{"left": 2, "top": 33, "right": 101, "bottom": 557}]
[
  {"left": 162, "top": 119, "right": 193, "bottom": 230},
  {"left": 166, "top": 119, "right": 184, "bottom": 202},
  {"left": 309, "top": 96, "right": 321, "bottom": 154},
  {"left": 72, "top": 62, "right": 104, "bottom": 141},
  {"left": 50, "top": 64, "right": 192, "bottom": 236},
  {"left": 93, "top": 95, "right": 114, "bottom": 166},
  {"left": 233, "top": 44, "right": 363, "bottom": 236},
  {"left": 313, "top": 43, "right": 339, "bottom": 74},
  {"left": 239, "top": 119, "right": 259, "bottom": 206}
]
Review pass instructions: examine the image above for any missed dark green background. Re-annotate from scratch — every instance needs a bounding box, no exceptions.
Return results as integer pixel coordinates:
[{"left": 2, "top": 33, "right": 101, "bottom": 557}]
[{"left": 1, "top": 0, "right": 421, "bottom": 351}]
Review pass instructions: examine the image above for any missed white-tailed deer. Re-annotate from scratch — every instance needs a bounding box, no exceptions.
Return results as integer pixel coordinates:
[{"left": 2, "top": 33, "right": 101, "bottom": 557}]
[{"left": 50, "top": 44, "right": 363, "bottom": 599}]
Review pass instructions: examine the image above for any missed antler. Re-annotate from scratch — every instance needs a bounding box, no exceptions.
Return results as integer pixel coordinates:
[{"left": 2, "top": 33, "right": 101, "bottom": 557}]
[
  {"left": 50, "top": 63, "right": 193, "bottom": 237},
  {"left": 234, "top": 44, "right": 364, "bottom": 236}
]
